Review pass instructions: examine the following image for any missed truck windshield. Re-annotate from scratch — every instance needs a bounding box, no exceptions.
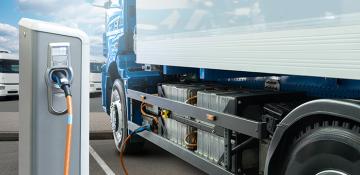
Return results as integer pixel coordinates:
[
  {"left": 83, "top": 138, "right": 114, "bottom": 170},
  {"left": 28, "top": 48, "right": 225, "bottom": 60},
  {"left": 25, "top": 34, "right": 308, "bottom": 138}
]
[
  {"left": 0, "top": 59, "right": 19, "bottom": 73},
  {"left": 90, "top": 63, "right": 103, "bottom": 73}
]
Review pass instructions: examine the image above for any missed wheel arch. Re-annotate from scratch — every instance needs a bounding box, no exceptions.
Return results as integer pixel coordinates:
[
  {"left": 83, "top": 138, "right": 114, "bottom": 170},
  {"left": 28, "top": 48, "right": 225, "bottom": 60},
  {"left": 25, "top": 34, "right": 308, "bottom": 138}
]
[
  {"left": 104, "top": 61, "right": 122, "bottom": 114},
  {"left": 265, "top": 99, "right": 360, "bottom": 175}
]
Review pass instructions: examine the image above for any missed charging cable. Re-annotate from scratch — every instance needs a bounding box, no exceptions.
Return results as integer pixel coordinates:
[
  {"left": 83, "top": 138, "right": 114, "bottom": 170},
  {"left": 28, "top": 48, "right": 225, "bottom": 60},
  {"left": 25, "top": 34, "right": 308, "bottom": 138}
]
[
  {"left": 52, "top": 71, "right": 73, "bottom": 175},
  {"left": 120, "top": 125, "right": 151, "bottom": 175}
]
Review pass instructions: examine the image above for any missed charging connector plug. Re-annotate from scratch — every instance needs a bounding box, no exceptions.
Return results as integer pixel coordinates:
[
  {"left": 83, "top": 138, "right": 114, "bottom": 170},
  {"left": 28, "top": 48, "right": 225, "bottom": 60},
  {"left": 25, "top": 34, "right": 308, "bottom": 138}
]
[{"left": 51, "top": 71, "right": 71, "bottom": 96}]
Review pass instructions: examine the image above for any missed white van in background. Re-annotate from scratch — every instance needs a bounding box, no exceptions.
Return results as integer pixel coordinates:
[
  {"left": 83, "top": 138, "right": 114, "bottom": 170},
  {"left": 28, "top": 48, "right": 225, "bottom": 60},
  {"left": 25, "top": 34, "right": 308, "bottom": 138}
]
[
  {"left": 90, "top": 56, "right": 105, "bottom": 94},
  {"left": 0, "top": 51, "right": 19, "bottom": 98}
]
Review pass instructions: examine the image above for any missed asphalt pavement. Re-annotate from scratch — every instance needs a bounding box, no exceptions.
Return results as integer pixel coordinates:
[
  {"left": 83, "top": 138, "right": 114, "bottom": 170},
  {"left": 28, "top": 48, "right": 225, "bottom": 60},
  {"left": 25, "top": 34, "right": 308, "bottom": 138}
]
[
  {"left": 0, "top": 97, "right": 18, "bottom": 112},
  {"left": 0, "top": 96, "right": 206, "bottom": 175},
  {"left": 0, "top": 96, "right": 112, "bottom": 139},
  {"left": 0, "top": 140, "right": 206, "bottom": 175}
]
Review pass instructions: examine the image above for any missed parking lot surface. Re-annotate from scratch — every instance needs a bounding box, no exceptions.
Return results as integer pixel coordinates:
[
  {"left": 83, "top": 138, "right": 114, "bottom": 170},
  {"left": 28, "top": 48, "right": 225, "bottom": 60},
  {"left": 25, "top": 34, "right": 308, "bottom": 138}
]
[
  {"left": 0, "top": 97, "right": 206, "bottom": 175},
  {"left": 0, "top": 140, "right": 205, "bottom": 175}
]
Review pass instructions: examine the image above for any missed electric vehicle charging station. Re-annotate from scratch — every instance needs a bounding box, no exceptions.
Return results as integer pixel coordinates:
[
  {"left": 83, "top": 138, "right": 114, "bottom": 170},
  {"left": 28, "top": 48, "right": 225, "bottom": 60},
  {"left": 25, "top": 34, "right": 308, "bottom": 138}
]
[{"left": 18, "top": 18, "right": 89, "bottom": 175}]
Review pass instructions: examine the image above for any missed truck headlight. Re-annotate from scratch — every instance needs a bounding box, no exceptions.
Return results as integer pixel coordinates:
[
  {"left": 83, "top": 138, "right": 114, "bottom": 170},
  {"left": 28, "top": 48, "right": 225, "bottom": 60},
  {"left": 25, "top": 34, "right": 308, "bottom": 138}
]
[{"left": 0, "top": 86, "right": 5, "bottom": 90}]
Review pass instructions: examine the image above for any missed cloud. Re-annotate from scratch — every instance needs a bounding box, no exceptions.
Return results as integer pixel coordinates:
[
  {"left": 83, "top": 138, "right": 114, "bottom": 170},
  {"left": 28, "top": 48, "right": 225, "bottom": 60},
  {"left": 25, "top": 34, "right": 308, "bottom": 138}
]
[
  {"left": 0, "top": 23, "right": 17, "bottom": 35},
  {"left": 18, "top": 0, "right": 79, "bottom": 15},
  {"left": 0, "top": 23, "right": 19, "bottom": 53},
  {"left": 50, "top": 2, "right": 106, "bottom": 56},
  {"left": 17, "top": 0, "right": 107, "bottom": 56}
]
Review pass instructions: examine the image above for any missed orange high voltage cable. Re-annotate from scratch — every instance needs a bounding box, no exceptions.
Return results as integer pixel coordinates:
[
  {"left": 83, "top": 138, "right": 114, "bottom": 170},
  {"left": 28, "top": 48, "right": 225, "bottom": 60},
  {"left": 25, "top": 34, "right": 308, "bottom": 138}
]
[
  {"left": 140, "top": 102, "right": 158, "bottom": 124},
  {"left": 185, "top": 96, "right": 197, "bottom": 104},
  {"left": 64, "top": 95, "right": 73, "bottom": 175},
  {"left": 120, "top": 134, "right": 132, "bottom": 175},
  {"left": 51, "top": 71, "right": 73, "bottom": 175},
  {"left": 120, "top": 125, "right": 150, "bottom": 175}
]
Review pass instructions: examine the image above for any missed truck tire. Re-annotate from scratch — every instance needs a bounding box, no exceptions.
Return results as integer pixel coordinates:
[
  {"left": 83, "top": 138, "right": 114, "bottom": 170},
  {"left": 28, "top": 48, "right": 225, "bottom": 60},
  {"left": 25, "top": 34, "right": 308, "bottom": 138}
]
[
  {"left": 280, "top": 120, "right": 360, "bottom": 175},
  {"left": 110, "top": 79, "right": 144, "bottom": 153}
]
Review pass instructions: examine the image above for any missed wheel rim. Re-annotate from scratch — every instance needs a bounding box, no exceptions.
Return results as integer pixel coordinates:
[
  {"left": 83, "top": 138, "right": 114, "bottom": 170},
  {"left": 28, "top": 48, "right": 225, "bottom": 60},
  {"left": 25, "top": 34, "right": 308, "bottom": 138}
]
[
  {"left": 110, "top": 88, "right": 124, "bottom": 150},
  {"left": 316, "top": 170, "right": 349, "bottom": 175}
]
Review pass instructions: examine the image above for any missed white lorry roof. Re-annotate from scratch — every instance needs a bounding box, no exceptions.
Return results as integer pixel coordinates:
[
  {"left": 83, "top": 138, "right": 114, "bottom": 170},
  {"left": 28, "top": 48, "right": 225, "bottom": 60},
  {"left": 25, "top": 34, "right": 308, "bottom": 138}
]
[{"left": 0, "top": 52, "right": 18, "bottom": 60}]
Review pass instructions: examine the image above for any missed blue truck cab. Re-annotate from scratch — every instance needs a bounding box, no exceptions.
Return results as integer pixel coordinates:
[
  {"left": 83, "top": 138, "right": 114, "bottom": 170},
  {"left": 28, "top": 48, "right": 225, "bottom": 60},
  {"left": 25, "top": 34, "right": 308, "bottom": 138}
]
[
  {"left": 102, "top": 1, "right": 360, "bottom": 175},
  {"left": 101, "top": 0, "right": 160, "bottom": 112}
]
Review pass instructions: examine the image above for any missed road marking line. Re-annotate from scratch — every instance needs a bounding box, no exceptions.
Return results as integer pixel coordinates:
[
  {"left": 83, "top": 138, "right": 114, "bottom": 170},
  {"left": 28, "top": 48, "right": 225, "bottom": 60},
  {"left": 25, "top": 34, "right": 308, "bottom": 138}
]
[{"left": 89, "top": 145, "right": 115, "bottom": 175}]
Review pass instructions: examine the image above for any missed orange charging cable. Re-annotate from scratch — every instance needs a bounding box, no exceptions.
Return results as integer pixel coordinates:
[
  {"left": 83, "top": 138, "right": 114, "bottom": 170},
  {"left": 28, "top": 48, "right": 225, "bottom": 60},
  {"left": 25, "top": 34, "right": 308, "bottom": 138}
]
[
  {"left": 120, "top": 134, "right": 132, "bottom": 175},
  {"left": 51, "top": 71, "right": 73, "bottom": 175},
  {"left": 64, "top": 95, "right": 73, "bottom": 175},
  {"left": 120, "top": 125, "right": 150, "bottom": 175}
]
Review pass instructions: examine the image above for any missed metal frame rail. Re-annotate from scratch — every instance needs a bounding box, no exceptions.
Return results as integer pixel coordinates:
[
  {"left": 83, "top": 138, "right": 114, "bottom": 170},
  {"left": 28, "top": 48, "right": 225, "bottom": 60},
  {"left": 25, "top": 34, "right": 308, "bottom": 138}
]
[
  {"left": 127, "top": 89, "right": 265, "bottom": 138},
  {"left": 171, "top": 114, "right": 225, "bottom": 137}
]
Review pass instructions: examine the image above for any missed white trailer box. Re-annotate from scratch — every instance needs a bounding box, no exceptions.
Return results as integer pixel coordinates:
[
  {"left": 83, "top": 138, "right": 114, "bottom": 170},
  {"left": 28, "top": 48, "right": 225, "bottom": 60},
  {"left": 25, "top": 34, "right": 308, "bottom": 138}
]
[{"left": 136, "top": 0, "right": 360, "bottom": 80}]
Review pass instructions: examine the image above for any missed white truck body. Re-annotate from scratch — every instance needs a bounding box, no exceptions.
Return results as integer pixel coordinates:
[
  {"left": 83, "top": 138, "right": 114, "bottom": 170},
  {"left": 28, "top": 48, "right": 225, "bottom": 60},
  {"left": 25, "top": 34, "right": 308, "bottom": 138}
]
[
  {"left": 0, "top": 51, "right": 19, "bottom": 97},
  {"left": 136, "top": 0, "right": 360, "bottom": 80}
]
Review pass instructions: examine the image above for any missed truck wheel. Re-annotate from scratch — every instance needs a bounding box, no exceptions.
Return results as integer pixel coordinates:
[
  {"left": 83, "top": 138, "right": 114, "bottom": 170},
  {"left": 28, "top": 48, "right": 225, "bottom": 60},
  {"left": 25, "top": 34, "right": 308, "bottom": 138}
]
[
  {"left": 110, "top": 79, "right": 144, "bottom": 153},
  {"left": 281, "top": 121, "right": 360, "bottom": 175}
]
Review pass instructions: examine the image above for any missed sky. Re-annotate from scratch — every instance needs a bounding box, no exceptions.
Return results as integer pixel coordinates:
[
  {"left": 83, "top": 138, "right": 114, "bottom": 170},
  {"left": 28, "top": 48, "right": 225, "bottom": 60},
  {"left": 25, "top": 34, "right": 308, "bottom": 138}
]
[{"left": 0, "top": 0, "right": 107, "bottom": 56}]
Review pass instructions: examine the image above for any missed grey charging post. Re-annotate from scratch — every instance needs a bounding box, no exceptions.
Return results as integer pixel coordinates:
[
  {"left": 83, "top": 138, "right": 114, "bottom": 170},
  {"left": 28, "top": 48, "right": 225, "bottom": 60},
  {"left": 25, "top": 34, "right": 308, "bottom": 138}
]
[{"left": 19, "top": 18, "right": 89, "bottom": 175}]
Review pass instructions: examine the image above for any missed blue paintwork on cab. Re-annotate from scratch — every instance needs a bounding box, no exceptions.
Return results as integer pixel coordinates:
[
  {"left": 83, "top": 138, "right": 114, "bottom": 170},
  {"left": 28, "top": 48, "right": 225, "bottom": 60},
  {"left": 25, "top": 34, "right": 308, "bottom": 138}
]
[{"left": 101, "top": 0, "right": 161, "bottom": 126}]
